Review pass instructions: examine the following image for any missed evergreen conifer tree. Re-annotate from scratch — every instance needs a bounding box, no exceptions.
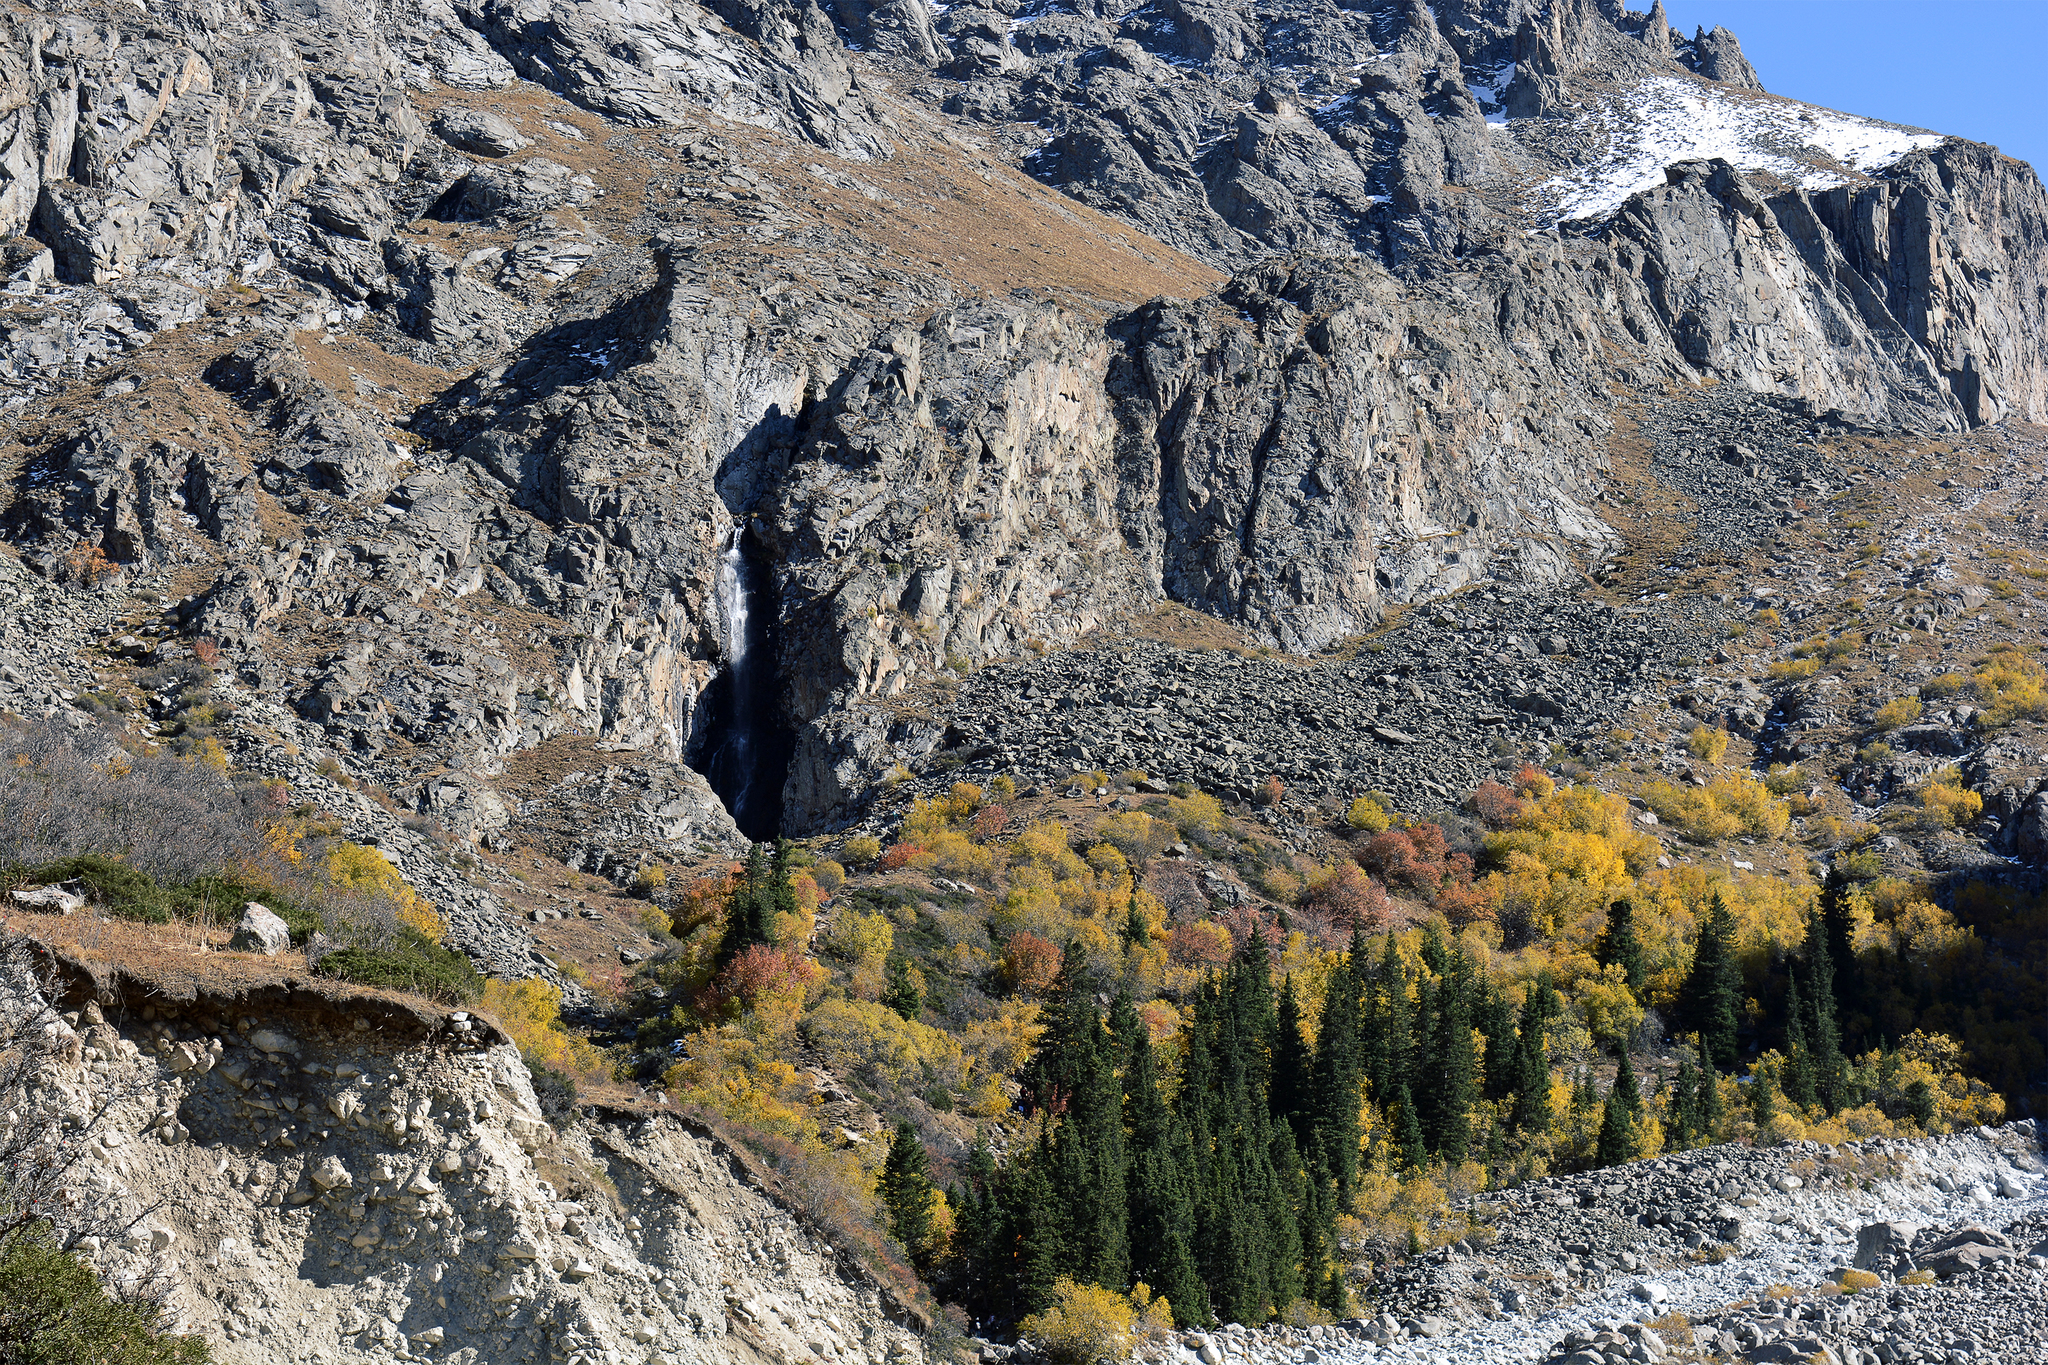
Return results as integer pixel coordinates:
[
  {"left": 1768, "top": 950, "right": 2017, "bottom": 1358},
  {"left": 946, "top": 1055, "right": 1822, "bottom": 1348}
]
[
  {"left": 1026, "top": 941, "right": 1093, "bottom": 1111},
  {"left": 1393, "top": 1084, "right": 1426, "bottom": 1170},
  {"left": 1802, "top": 908, "right": 1846, "bottom": 1114},
  {"left": 883, "top": 955, "right": 923, "bottom": 1021},
  {"left": 1125, "top": 1024, "right": 1206, "bottom": 1325},
  {"left": 1595, "top": 899, "right": 1646, "bottom": 994},
  {"left": 1594, "top": 1068, "right": 1638, "bottom": 1167},
  {"left": 1476, "top": 982, "right": 1517, "bottom": 1104},
  {"left": 1781, "top": 967, "right": 1816, "bottom": 1112},
  {"left": 1423, "top": 972, "right": 1475, "bottom": 1161},
  {"left": 714, "top": 842, "right": 780, "bottom": 967},
  {"left": 1270, "top": 976, "right": 1313, "bottom": 1144},
  {"left": 1310, "top": 946, "right": 1364, "bottom": 1201},
  {"left": 1668, "top": 1054, "right": 1699, "bottom": 1148},
  {"left": 1698, "top": 1055, "right": 1724, "bottom": 1137},
  {"left": 1010, "top": 1133, "right": 1070, "bottom": 1314},
  {"left": 1748, "top": 1067, "right": 1778, "bottom": 1131},
  {"left": 882, "top": 1121, "right": 939, "bottom": 1273},
  {"left": 1052, "top": 1017, "right": 1128, "bottom": 1288},
  {"left": 1683, "top": 893, "right": 1742, "bottom": 1069},
  {"left": 1507, "top": 989, "right": 1551, "bottom": 1136},
  {"left": 1818, "top": 867, "right": 1863, "bottom": 1047}
]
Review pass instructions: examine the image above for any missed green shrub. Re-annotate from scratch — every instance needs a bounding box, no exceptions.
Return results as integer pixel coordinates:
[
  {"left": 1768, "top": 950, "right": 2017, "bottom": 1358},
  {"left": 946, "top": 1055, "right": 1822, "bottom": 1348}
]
[
  {"left": 0, "top": 1223, "right": 211, "bottom": 1363},
  {"left": 3, "top": 857, "right": 322, "bottom": 938},
  {"left": 312, "top": 928, "right": 483, "bottom": 1003}
]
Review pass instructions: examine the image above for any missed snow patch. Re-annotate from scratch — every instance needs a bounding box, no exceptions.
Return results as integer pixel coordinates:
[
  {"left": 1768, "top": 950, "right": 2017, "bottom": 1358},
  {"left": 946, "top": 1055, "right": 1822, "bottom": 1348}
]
[{"left": 1528, "top": 77, "right": 1944, "bottom": 226}]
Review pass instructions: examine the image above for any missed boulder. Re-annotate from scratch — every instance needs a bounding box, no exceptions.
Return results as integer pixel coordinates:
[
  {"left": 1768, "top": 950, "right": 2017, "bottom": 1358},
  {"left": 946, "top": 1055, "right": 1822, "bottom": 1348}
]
[
  {"left": 10, "top": 880, "right": 86, "bottom": 914},
  {"left": 1917, "top": 1227, "right": 2018, "bottom": 1277},
  {"left": 1852, "top": 1220, "right": 1922, "bottom": 1269},
  {"left": 309, "top": 1156, "right": 352, "bottom": 1190},
  {"left": 228, "top": 902, "right": 291, "bottom": 955},
  {"left": 431, "top": 107, "right": 529, "bottom": 157}
]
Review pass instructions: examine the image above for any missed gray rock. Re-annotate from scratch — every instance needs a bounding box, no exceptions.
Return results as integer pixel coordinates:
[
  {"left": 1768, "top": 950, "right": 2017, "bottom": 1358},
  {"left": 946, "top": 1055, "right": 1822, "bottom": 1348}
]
[
  {"left": 10, "top": 880, "right": 85, "bottom": 914},
  {"left": 229, "top": 903, "right": 293, "bottom": 956},
  {"left": 431, "top": 107, "right": 530, "bottom": 157},
  {"left": 1852, "top": 1220, "right": 1922, "bottom": 1269}
]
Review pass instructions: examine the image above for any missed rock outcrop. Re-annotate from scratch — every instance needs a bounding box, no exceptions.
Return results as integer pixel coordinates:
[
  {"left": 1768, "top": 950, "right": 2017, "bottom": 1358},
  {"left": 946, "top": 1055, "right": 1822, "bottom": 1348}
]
[
  {"left": 10, "top": 943, "right": 927, "bottom": 1365},
  {"left": 0, "top": 0, "right": 2041, "bottom": 849}
]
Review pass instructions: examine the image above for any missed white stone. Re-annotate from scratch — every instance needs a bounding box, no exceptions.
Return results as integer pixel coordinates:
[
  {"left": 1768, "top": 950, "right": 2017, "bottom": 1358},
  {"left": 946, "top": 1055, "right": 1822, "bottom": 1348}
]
[
  {"left": 247, "top": 1029, "right": 297, "bottom": 1055},
  {"left": 228, "top": 903, "right": 292, "bottom": 955},
  {"left": 1630, "top": 1281, "right": 1669, "bottom": 1304},
  {"left": 412, "top": 1327, "right": 445, "bottom": 1346},
  {"left": 310, "top": 1156, "right": 352, "bottom": 1190}
]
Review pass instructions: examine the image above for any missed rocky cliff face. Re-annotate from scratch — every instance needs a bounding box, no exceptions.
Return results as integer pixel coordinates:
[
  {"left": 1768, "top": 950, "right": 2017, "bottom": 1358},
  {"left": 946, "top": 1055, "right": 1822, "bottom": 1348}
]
[
  {"left": 0, "top": 0, "right": 2042, "bottom": 847},
  {"left": 14, "top": 947, "right": 927, "bottom": 1365}
]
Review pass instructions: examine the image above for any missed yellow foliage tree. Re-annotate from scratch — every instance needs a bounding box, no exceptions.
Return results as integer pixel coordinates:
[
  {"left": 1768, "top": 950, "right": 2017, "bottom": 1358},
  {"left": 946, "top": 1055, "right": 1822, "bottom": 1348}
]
[
  {"left": 1019, "top": 1280, "right": 1149, "bottom": 1365},
  {"left": 326, "top": 841, "right": 445, "bottom": 942},
  {"left": 482, "top": 977, "right": 611, "bottom": 1086}
]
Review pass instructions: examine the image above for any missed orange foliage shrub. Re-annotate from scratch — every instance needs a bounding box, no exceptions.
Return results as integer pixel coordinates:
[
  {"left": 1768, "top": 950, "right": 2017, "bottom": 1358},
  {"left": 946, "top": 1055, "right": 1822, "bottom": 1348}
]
[
  {"left": 699, "top": 943, "right": 825, "bottom": 1018},
  {"left": 877, "top": 842, "right": 923, "bottom": 872},
  {"left": 1000, "top": 931, "right": 1063, "bottom": 994},
  {"left": 1167, "top": 919, "right": 1235, "bottom": 968},
  {"left": 1296, "top": 862, "right": 1391, "bottom": 937},
  {"left": 1470, "top": 780, "right": 1523, "bottom": 829}
]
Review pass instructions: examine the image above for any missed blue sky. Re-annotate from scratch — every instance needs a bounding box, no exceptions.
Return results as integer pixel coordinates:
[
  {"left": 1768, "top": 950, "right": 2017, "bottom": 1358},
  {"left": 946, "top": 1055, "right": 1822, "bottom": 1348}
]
[{"left": 1660, "top": 1, "right": 2046, "bottom": 174}]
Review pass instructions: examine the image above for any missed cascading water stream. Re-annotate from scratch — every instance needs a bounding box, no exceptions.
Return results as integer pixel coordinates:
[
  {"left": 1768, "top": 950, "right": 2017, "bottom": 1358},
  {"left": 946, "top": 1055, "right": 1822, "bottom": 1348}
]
[
  {"left": 713, "top": 528, "right": 757, "bottom": 821},
  {"left": 692, "top": 524, "right": 790, "bottom": 840}
]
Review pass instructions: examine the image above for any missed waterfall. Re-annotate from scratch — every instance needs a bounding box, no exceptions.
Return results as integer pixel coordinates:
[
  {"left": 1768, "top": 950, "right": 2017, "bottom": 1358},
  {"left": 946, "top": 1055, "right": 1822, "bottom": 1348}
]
[
  {"left": 694, "top": 524, "right": 789, "bottom": 839},
  {"left": 713, "top": 527, "right": 757, "bottom": 819}
]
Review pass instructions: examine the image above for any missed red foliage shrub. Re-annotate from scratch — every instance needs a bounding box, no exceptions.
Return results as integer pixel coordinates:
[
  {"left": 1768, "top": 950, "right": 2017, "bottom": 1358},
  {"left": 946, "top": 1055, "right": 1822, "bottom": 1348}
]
[
  {"left": 1433, "top": 877, "right": 1492, "bottom": 928},
  {"left": 700, "top": 943, "right": 818, "bottom": 1015},
  {"left": 971, "top": 803, "right": 1009, "bottom": 842},
  {"left": 1354, "top": 823, "right": 1476, "bottom": 910},
  {"left": 1000, "top": 931, "right": 1063, "bottom": 995},
  {"left": 876, "top": 842, "right": 923, "bottom": 872},
  {"left": 1167, "top": 919, "right": 1235, "bottom": 968},
  {"left": 1295, "top": 862, "right": 1391, "bottom": 936},
  {"left": 1257, "top": 775, "right": 1286, "bottom": 807},
  {"left": 1470, "top": 780, "right": 1523, "bottom": 829},
  {"left": 192, "top": 637, "right": 221, "bottom": 666}
]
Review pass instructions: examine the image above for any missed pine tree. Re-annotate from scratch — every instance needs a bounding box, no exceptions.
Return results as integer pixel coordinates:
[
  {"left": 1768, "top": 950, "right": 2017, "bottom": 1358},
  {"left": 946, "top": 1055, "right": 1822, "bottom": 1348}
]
[
  {"left": 1818, "top": 867, "right": 1863, "bottom": 1048},
  {"left": 1423, "top": 970, "right": 1475, "bottom": 1161},
  {"left": 1026, "top": 940, "right": 1093, "bottom": 1111},
  {"left": 1052, "top": 1016, "right": 1128, "bottom": 1289},
  {"left": 1270, "top": 976, "right": 1313, "bottom": 1144},
  {"left": 1683, "top": 893, "right": 1742, "bottom": 1070},
  {"left": 1310, "top": 944, "right": 1364, "bottom": 1202},
  {"left": 952, "top": 1136, "right": 1004, "bottom": 1322},
  {"left": 1781, "top": 967, "right": 1816, "bottom": 1112},
  {"left": 1596, "top": 899, "right": 1646, "bottom": 994},
  {"left": 883, "top": 955, "right": 923, "bottom": 1021},
  {"left": 1611, "top": 1047, "right": 1642, "bottom": 1119},
  {"left": 1125, "top": 1022, "right": 1206, "bottom": 1325},
  {"left": 1010, "top": 1137, "right": 1070, "bottom": 1315},
  {"left": 714, "top": 842, "right": 780, "bottom": 967},
  {"left": 1507, "top": 988, "right": 1552, "bottom": 1137},
  {"left": 1475, "top": 981, "right": 1518, "bottom": 1104},
  {"left": 1698, "top": 1054, "right": 1724, "bottom": 1138},
  {"left": 1748, "top": 1067, "right": 1779, "bottom": 1131},
  {"left": 1379, "top": 938, "right": 1411, "bottom": 1103},
  {"left": 1393, "top": 1084, "right": 1426, "bottom": 1170},
  {"left": 1802, "top": 908, "right": 1846, "bottom": 1114},
  {"left": 882, "top": 1120, "right": 939, "bottom": 1274},
  {"left": 1668, "top": 1054, "right": 1699, "bottom": 1148},
  {"left": 1594, "top": 1068, "right": 1638, "bottom": 1167}
]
